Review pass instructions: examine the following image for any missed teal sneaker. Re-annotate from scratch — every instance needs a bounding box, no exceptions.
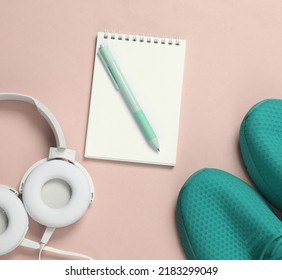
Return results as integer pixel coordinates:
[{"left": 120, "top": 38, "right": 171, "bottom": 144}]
[
  {"left": 176, "top": 168, "right": 282, "bottom": 259},
  {"left": 240, "top": 99, "right": 282, "bottom": 212}
]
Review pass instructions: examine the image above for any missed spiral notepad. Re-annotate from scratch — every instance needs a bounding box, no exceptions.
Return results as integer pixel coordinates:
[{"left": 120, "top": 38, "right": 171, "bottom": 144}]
[{"left": 85, "top": 32, "right": 186, "bottom": 166}]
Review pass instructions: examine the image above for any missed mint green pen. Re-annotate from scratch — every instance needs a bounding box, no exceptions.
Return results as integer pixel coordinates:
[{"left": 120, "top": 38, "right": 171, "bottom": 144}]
[{"left": 98, "top": 44, "right": 160, "bottom": 152}]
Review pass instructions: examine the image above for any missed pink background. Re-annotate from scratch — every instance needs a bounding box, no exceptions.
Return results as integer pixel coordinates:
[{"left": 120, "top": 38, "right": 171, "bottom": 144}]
[{"left": 1, "top": 0, "right": 282, "bottom": 259}]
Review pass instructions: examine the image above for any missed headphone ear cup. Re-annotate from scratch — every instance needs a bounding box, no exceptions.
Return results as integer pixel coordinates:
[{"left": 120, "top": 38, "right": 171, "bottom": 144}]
[
  {"left": 0, "top": 186, "right": 28, "bottom": 256},
  {"left": 22, "top": 159, "right": 92, "bottom": 228}
]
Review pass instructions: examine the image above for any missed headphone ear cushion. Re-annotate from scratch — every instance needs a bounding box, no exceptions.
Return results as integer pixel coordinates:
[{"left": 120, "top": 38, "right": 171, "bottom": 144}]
[
  {"left": 0, "top": 187, "right": 28, "bottom": 255},
  {"left": 22, "top": 160, "right": 92, "bottom": 228}
]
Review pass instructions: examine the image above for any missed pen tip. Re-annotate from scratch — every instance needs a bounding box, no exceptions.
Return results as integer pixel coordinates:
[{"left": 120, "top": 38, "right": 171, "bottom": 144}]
[{"left": 157, "top": 148, "right": 160, "bottom": 152}]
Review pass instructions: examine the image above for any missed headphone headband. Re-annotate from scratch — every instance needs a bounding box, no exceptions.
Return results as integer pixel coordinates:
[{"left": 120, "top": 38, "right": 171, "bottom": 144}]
[{"left": 0, "top": 93, "right": 66, "bottom": 148}]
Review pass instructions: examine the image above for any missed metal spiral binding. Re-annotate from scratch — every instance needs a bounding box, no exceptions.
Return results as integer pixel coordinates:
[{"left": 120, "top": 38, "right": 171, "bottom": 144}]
[{"left": 102, "top": 31, "right": 181, "bottom": 46}]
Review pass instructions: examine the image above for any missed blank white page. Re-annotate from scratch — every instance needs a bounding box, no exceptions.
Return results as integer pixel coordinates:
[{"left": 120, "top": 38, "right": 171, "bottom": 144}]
[{"left": 85, "top": 32, "right": 186, "bottom": 166}]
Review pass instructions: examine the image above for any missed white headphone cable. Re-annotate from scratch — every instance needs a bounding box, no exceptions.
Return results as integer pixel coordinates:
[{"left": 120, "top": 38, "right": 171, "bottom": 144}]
[
  {"left": 20, "top": 238, "right": 94, "bottom": 260},
  {"left": 40, "top": 245, "right": 94, "bottom": 260},
  {"left": 39, "top": 226, "right": 56, "bottom": 260}
]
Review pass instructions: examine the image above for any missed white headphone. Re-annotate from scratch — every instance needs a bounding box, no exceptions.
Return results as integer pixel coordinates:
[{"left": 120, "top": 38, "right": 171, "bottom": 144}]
[{"left": 0, "top": 93, "right": 94, "bottom": 259}]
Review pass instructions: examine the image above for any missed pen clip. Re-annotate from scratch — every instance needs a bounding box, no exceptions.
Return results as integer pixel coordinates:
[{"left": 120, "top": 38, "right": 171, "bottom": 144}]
[{"left": 98, "top": 49, "right": 120, "bottom": 90}]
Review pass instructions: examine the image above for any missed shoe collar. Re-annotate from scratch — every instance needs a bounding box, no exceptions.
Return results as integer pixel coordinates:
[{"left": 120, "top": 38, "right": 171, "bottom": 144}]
[{"left": 259, "top": 231, "right": 282, "bottom": 260}]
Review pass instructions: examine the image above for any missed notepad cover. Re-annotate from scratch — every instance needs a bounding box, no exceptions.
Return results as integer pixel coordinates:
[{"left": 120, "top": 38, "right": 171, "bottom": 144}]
[{"left": 85, "top": 32, "right": 186, "bottom": 166}]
